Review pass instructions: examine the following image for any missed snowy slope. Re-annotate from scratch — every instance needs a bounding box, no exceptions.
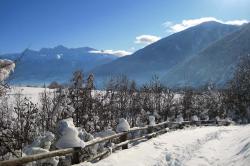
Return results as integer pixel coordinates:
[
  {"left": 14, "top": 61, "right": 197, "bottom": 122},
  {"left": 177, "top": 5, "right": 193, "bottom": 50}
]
[{"left": 82, "top": 125, "right": 250, "bottom": 166}]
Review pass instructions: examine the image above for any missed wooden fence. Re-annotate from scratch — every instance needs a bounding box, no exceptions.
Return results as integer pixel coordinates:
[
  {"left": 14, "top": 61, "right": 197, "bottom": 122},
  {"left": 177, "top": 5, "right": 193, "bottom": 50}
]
[{"left": 0, "top": 120, "right": 230, "bottom": 166}]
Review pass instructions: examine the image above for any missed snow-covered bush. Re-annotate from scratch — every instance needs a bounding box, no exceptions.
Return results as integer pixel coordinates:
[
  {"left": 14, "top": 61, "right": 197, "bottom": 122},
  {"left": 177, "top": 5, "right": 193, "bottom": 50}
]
[
  {"left": 56, "top": 118, "right": 85, "bottom": 149},
  {"left": 94, "top": 129, "right": 116, "bottom": 138},
  {"left": 191, "top": 115, "right": 199, "bottom": 122},
  {"left": 78, "top": 128, "right": 94, "bottom": 142},
  {"left": 204, "top": 115, "right": 209, "bottom": 121},
  {"left": 78, "top": 128, "right": 98, "bottom": 155},
  {"left": 24, "top": 132, "right": 55, "bottom": 151},
  {"left": 94, "top": 129, "right": 116, "bottom": 153},
  {"left": 176, "top": 115, "right": 184, "bottom": 123},
  {"left": 148, "top": 115, "right": 156, "bottom": 126},
  {"left": 116, "top": 118, "right": 130, "bottom": 133},
  {"left": 215, "top": 116, "right": 220, "bottom": 121},
  {"left": 23, "top": 132, "right": 58, "bottom": 166},
  {"left": 24, "top": 148, "right": 58, "bottom": 166}
]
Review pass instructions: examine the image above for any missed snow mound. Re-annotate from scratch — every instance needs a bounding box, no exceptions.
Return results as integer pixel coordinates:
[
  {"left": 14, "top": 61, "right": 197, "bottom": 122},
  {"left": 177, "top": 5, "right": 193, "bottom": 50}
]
[
  {"left": 176, "top": 115, "right": 184, "bottom": 123},
  {"left": 56, "top": 118, "right": 85, "bottom": 149},
  {"left": 191, "top": 115, "right": 199, "bottom": 122},
  {"left": 116, "top": 118, "right": 130, "bottom": 133},
  {"left": 148, "top": 115, "right": 156, "bottom": 126}
]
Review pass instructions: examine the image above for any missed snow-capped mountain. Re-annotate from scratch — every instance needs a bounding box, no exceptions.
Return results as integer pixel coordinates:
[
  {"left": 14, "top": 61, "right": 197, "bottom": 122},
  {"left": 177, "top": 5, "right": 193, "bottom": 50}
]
[
  {"left": 162, "top": 22, "right": 250, "bottom": 87},
  {"left": 91, "top": 21, "right": 239, "bottom": 85},
  {"left": 0, "top": 45, "right": 117, "bottom": 85}
]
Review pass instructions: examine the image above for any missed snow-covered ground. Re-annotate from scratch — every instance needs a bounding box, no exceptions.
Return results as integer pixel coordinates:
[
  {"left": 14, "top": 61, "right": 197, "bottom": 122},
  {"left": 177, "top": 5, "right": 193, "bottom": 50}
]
[
  {"left": 7, "top": 86, "right": 53, "bottom": 104},
  {"left": 81, "top": 125, "right": 250, "bottom": 166},
  {"left": 4, "top": 87, "right": 250, "bottom": 166},
  {"left": 6, "top": 87, "right": 181, "bottom": 105}
]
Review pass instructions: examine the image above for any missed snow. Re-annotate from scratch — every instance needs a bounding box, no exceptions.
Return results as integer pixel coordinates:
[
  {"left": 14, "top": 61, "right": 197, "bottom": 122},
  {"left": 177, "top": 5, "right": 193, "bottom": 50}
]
[
  {"left": 24, "top": 132, "right": 55, "bottom": 151},
  {"left": 80, "top": 125, "right": 250, "bottom": 166},
  {"left": 24, "top": 148, "right": 58, "bottom": 166},
  {"left": 176, "top": 115, "right": 184, "bottom": 123},
  {"left": 148, "top": 116, "right": 156, "bottom": 126},
  {"left": 23, "top": 132, "right": 58, "bottom": 166},
  {"left": 56, "top": 118, "right": 85, "bottom": 149},
  {"left": 0, "top": 59, "right": 15, "bottom": 81},
  {"left": 94, "top": 129, "right": 116, "bottom": 138},
  {"left": 7, "top": 86, "right": 53, "bottom": 104},
  {"left": 116, "top": 118, "right": 130, "bottom": 133},
  {"left": 191, "top": 115, "right": 199, "bottom": 121}
]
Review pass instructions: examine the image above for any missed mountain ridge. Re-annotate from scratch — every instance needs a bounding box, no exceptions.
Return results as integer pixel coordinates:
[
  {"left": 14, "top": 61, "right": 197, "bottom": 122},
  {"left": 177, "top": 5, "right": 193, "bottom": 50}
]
[
  {"left": 0, "top": 45, "right": 117, "bottom": 85},
  {"left": 91, "top": 21, "right": 240, "bottom": 84},
  {"left": 162, "top": 22, "right": 250, "bottom": 87}
]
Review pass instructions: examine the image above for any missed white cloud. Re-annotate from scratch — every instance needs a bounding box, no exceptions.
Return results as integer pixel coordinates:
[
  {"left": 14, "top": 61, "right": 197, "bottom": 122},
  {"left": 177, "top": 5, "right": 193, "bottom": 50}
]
[
  {"left": 89, "top": 49, "right": 132, "bottom": 57},
  {"left": 163, "top": 17, "right": 249, "bottom": 33},
  {"left": 162, "top": 21, "right": 173, "bottom": 27},
  {"left": 135, "top": 35, "right": 161, "bottom": 45}
]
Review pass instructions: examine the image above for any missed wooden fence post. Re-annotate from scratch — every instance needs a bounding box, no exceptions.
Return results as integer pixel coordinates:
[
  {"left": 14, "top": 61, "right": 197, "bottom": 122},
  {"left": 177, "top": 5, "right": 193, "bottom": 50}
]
[
  {"left": 71, "top": 147, "right": 81, "bottom": 164},
  {"left": 148, "top": 126, "right": 154, "bottom": 133},
  {"left": 119, "top": 133, "right": 128, "bottom": 149},
  {"left": 178, "top": 122, "right": 184, "bottom": 129},
  {"left": 147, "top": 126, "right": 154, "bottom": 139}
]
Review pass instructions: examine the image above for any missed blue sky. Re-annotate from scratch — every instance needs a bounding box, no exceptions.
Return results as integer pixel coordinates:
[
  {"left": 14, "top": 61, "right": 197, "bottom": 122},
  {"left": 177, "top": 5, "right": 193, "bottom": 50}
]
[{"left": 0, "top": 0, "right": 250, "bottom": 55}]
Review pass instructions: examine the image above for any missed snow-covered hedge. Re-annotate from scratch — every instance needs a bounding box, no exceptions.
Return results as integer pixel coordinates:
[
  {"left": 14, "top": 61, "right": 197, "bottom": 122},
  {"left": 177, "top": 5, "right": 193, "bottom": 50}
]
[
  {"left": 23, "top": 132, "right": 58, "bottom": 166},
  {"left": 116, "top": 118, "right": 130, "bottom": 133},
  {"left": 149, "top": 115, "right": 156, "bottom": 126},
  {"left": 176, "top": 115, "right": 184, "bottom": 123}
]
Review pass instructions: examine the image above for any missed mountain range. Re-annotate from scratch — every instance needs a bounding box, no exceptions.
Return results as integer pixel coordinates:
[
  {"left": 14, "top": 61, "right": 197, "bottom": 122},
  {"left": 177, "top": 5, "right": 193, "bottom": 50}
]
[
  {"left": 0, "top": 45, "right": 117, "bottom": 85},
  {"left": 91, "top": 21, "right": 239, "bottom": 85},
  {"left": 1, "top": 21, "right": 250, "bottom": 88},
  {"left": 91, "top": 21, "right": 250, "bottom": 87}
]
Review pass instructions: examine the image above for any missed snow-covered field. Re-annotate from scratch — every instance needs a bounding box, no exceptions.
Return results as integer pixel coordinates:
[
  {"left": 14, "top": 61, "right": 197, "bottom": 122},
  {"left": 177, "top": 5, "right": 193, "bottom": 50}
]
[
  {"left": 6, "top": 87, "right": 182, "bottom": 105},
  {"left": 81, "top": 125, "right": 250, "bottom": 166},
  {"left": 7, "top": 86, "right": 53, "bottom": 104}
]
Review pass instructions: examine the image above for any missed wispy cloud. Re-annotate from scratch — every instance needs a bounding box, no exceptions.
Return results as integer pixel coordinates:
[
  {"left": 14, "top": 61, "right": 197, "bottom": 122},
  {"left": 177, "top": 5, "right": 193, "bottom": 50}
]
[
  {"left": 162, "top": 21, "right": 173, "bottom": 28},
  {"left": 89, "top": 49, "right": 132, "bottom": 57},
  {"left": 163, "top": 17, "right": 249, "bottom": 33},
  {"left": 135, "top": 35, "right": 161, "bottom": 45}
]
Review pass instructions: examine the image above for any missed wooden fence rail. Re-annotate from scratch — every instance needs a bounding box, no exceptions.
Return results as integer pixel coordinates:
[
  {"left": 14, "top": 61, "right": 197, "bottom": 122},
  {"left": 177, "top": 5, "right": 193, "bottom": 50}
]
[{"left": 0, "top": 120, "right": 230, "bottom": 166}]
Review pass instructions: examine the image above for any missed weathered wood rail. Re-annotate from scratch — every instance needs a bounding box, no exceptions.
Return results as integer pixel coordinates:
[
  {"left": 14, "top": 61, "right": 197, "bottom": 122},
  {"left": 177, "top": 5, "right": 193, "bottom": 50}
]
[{"left": 0, "top": 120, "right": 231, "bottom": 166}]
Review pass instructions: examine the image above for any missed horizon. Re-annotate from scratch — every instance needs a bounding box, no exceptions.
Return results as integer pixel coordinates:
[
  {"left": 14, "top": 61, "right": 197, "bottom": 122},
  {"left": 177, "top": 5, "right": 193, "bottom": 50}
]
[{"left": 1, "top": 0, "right": 250, "bottom": 55}]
